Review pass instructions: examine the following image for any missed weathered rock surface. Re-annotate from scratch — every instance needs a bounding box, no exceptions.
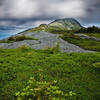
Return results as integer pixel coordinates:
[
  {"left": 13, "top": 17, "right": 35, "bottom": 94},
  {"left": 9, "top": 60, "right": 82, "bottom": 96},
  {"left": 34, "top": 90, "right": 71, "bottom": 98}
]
[
  {"left": 75, "top": 34, "right": 100, "bottom": 41},
  {"left": 0, "top": 31, "right": 93, "bottom": 52}
]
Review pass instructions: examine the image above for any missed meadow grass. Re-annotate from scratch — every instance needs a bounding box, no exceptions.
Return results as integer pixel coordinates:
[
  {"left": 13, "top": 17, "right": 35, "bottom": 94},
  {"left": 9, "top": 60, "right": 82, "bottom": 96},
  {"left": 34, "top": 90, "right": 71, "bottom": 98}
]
[{"left": 0, "top": 47, "right": 100, "bottom": 100}]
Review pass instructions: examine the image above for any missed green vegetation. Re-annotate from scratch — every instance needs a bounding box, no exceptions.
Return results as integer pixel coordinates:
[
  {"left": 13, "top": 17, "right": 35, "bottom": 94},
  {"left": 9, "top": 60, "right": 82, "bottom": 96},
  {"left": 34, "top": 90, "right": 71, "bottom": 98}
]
[
  {"left": 5, "top": 25, "right": 99, "bottom": 52},
  {"left": 28, "top": 24, "right": 48, "bottom": 32},
  {"left": 93, "top": 62, "right": 100, "bottom": 69},
  {"left": 85, "top": 33, "right": 100, "bottom": 38},
  {"left": 44, "top": 42, "right": 60, "bottom": 54},
  {"left": 0, "top": 47, "right": 100, "bottom": 100},
  {"left": 16, "top": 70, "right": 76, "bottom": 100},
  {"left": 76, "top": 26, "right": 100, "bottom": 33},
  {"left": 61, "top": 33, "right": 100, "bottom": 51},
  {"left": 27, "top": 25, "right": 74, "bottom": 34},
  {"left": 0, "top": 35, "right": 38, "bottom": 43}
]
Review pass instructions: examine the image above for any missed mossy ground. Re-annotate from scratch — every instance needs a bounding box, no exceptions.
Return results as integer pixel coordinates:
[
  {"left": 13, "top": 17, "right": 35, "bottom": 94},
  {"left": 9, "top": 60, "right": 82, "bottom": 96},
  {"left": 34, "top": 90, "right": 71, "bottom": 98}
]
[{"left": 0, "top": 47, "right": 100, "bottom": 100}]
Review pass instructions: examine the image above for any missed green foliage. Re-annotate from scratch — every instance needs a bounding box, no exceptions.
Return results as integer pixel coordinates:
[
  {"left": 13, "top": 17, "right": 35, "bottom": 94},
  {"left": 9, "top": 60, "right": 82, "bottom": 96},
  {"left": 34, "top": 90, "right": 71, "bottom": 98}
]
[
  {"left": 24, "top": 24, "right": 100, "bottom": 35},
  {"left": 93, "top": 63, "right": 100, "bottom": 69},
  {"left": 17, "top": 45, "right": 32, "bottom": 52},
  {"left": 61, "top": 33, "right": 100, "bottom": 51},
  {"left": 16, "top": 70, "right": 76, "bottom": 100},
  {"left": 85, "top": 33, "right": 100, "bottom": 38},
  {"left": 0, "top": 49, "right": 100, "bottom": 100},
  {"left": 28, "top": 27, "right": 43, "bottom": 32},
  {"left": 26, "top": 24, "right": 75, "bottom": 34},
  {"left": 0, "top": 35, "right": 38, "bottom": 43},
  {"left": 43, "top": 43, "right": 60, "bottom": 54},
  {"left": 76, "top": 26, "right": 100, "bottom": 33}
]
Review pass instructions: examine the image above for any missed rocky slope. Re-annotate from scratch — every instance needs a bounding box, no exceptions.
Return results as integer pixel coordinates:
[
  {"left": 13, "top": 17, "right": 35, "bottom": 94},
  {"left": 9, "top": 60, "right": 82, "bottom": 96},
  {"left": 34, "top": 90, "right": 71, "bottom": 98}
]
[
  {"left": 0, "top": 18, "right": 97, "bottom": 52},
  {"left": 0, "top": 31, "right": 93, "bottom": 52},
  {"left": 49, "top": 18, "right": 82, "bottom": 30}
]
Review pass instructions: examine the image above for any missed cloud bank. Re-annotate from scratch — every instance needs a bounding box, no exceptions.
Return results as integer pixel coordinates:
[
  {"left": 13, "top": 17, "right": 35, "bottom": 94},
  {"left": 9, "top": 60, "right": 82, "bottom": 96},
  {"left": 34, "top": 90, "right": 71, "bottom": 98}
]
[{"left": 0, "top": 0, "right": 100, "bottom": 26}]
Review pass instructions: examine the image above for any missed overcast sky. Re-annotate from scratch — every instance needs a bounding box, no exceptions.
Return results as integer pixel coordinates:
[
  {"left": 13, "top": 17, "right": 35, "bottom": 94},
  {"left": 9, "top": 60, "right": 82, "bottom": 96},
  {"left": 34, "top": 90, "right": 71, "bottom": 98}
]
[{"left": 0, "top": 0, "right": 100, "bottom": 27}]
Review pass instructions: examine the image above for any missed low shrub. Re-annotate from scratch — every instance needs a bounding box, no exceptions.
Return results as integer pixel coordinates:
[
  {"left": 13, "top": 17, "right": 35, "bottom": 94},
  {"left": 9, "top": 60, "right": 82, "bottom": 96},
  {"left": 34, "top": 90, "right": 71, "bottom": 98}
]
[
  {"left": 17, "top": 45, "right": 32, "bottom": 52},
  {"left": 93, "top": 63, "right": 100, "bottom": 69},
  {"left": 0, "top": 35, "right": 38, "bottom": 43},
  {"left": 44, "top": 43, "right": 60, "bottom": 54},
  {"left": 16, "top": 70, "right": 76, "bottom": 100}
]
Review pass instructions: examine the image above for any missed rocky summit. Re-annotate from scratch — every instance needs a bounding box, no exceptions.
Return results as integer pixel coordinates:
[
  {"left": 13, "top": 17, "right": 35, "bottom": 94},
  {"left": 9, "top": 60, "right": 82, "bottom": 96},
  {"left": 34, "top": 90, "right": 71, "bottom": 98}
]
[{"left": 49, "top": 18, "right": 82, "bottom": 30}]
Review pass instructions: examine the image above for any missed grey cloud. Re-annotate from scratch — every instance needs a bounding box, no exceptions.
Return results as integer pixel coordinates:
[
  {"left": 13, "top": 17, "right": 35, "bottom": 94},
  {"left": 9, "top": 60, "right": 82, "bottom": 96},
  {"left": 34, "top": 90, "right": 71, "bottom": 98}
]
[{"left": 0, "top": 0, "right": 100, "bottom": 26}]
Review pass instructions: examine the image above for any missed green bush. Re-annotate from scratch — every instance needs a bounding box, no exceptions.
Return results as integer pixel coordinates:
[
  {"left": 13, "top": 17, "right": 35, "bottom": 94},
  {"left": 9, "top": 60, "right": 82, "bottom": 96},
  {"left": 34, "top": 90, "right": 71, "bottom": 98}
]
[
  {"left": 43, "top": 43, "right": 60, "bottom": 54},
  {"left": 93, "top": 63, "right": 100, "bottom": 69},
  {"left": 17, "top": 45, "right": 32, "bottom": 52},
  {"left": 0, "top": 35, "right": 38, "bottom": 43},
  {"left": 16, "top": 70, "right": 76, "bottom": 100}
]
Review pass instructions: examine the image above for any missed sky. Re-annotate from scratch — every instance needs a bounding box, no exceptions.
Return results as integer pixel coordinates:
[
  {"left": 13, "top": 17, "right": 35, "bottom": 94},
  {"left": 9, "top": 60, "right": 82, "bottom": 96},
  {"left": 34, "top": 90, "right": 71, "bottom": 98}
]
[{"left": 0, "top": 0, "right": 100, "bottom": 27}]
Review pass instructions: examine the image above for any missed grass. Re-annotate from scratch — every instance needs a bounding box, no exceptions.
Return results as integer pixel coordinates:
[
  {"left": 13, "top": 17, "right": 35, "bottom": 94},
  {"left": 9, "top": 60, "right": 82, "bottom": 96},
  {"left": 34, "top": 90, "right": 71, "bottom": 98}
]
[
  {"left": 27, "top": 24, "right": 74, "bottom": 34},
  {"left": 0, "top": 47, "right": 100, "bottom": 100},
  {"left": 61, "top": 33, "right": 100, "bottom": 52},
  {"left": 0, "top": 35, "right": 38, "bottom": 43},
  {"left": 84, "top": 33, "right": 100, "bottom": 38}
]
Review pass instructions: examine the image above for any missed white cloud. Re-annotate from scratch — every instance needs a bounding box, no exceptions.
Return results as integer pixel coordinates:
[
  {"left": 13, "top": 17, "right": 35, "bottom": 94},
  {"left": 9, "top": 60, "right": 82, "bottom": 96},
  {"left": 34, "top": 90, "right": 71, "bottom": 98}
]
[
  {"left": 0, "top": 0, "right": 86, "bottom": 19},
  {"left": 1, "top": 0, "right": 39, "bottom": 18},
  {"left": 0, "top": 0, "right": 100, "bottom": 26},
  {"left": 45, "top": 0, "right": 85, "bottom": 18}
]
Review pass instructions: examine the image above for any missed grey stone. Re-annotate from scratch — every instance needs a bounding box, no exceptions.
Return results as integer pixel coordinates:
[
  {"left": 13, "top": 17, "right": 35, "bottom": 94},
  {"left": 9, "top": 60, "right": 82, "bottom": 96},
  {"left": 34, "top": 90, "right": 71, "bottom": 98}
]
[
  {"left": 0, "top": 31, "right": 94, "bottom": 52},
  {"left": 75, "top": 33, "right": 100, "bottom": 41}
]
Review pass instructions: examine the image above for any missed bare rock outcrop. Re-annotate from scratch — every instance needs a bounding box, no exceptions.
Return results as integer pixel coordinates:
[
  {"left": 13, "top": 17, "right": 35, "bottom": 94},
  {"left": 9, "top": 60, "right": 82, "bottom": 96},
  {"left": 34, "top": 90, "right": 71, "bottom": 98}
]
[{"left": 0, "top": 31, "right": 94, "bottom": 52}]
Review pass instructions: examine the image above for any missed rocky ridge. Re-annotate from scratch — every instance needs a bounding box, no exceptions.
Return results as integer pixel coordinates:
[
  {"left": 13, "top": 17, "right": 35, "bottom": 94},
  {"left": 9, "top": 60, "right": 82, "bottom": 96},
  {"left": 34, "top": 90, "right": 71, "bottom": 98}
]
[{"left": 0, "top": 31, "right": 93, "bottom": 52}]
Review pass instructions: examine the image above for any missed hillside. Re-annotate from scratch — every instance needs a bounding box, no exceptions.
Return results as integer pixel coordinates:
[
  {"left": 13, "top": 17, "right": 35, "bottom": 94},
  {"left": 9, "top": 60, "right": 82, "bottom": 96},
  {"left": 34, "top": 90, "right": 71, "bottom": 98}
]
[
  {"left": 0, "top": 18, "right": 100, "bottom": 52},
  {"left": 0, "top": 48, "right": 100, "bottom": 100},
  {"left": 27, "top": 18, "right": 82, "bottom": 32},
  {"left": 0, "top": 31, "right": 93, "bottom": 52},
  {"left": 0, "top": 18, "right": 100, "bottom": 100}
]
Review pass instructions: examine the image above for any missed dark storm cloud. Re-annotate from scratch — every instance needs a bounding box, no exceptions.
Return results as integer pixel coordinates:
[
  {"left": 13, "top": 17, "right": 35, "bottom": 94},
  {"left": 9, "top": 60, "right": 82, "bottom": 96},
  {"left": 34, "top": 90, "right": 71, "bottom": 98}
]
[
  {"left": 0, "top": 0, "right": 100, "bottom": 26},
  {"left": 80, "top": 0, "right": 100, "bottom": 25}
]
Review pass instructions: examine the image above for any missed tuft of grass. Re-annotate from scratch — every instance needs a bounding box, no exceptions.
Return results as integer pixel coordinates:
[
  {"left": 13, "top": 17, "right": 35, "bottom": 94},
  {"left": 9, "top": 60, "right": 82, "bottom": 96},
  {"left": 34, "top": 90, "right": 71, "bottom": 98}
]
[
  {"left": 0, "top": 35, "right": 38, "bottom": 43},
  {"left": 43, "top": 43, "right": 60, "bottom": 54}
]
